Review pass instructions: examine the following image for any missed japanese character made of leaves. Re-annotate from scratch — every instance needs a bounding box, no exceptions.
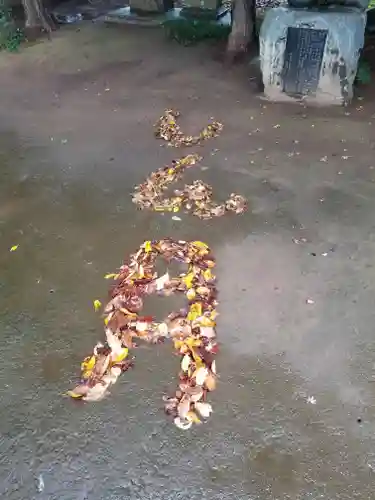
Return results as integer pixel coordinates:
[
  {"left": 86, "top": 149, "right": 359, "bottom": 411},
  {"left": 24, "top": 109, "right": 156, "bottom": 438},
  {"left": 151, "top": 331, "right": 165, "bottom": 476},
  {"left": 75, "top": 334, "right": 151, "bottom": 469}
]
[
  {"left": 132, "top": 109, "right": 247, "bottom": 219},
  {"left": 68, "top": 239, "right": 218, "bottom": 430}
]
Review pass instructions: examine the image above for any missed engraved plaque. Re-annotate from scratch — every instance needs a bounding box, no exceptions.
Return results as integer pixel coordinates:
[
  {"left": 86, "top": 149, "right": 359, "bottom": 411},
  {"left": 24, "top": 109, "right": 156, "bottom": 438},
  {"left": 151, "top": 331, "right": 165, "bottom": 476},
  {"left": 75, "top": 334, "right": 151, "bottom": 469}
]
[{"left": 282, "top": 27, "right": 327, "bottom": 96}]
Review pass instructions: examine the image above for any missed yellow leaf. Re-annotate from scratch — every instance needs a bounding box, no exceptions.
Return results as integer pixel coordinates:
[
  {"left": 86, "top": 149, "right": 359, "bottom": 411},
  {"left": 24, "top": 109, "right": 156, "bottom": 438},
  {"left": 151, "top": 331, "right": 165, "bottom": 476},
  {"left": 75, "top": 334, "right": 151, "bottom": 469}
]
[
  {"left": 210, "top": 310, "right": 218, "bottom": 320},
  {"left": 198, "top": 316, "right": 215, "bottom": 327},
  {"left": 186, "top": 288, "right": 196, "bottom": 301},
  {"left": 112, "top": 347, "right": 128, "bottom": 363},
  {"left": 67, "top": 390, "right": 83, "bottom": 399},
  {"left": 203, "top": 269, "right": 213, "bottom": 281},
  {"left": 144, "top": 241, "right": 152, "bottom": 253},
  {"left": 174, "top": 339, "right": 184, "bottom": 350},
  {"left": 187, "top": 303, "right": 202, "bottom": 322},
  {"left": 192, "top": 241, "right": 208, "bottom": 250},
  {"left": 191, "top": 348, "right": 204, "bottom": 368},
  {"left": 185, "top": 337, "right": 202, "bottom": 349},
  {"left": 173, "top": 206, "right": 180, "bottom": 213},
  {"left": 10, "top": 245, "right": 19, "bottom": 252},
  {"left": 104, "top": 316, "right": 110, "bottom": 325},
  {"left": 81, "top": 355, "right": 96, "bottom": 374},
  {"left": 174, "top": 337, "right": 201, "bottom": 352},
  {"left": 93, "top": 299, "right": 102, "bottom": 312},
  {"left": 104, "top": 273, "right": 119, "bottom": 280},
  {"left": 182, "top": 272, "right": 195, "bottom": 289},
  {"left": 186, "top": 410, "right": 201, "bottom": 424}
]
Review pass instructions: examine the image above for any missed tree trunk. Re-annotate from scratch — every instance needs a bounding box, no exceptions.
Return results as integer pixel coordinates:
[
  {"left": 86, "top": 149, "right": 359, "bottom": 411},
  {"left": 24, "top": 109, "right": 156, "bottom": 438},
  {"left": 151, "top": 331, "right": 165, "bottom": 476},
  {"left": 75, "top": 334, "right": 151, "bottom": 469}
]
[
  {"left": 226, "top": 0, "right": 255, "bottom": 62},
  {"left": 22, "top": 0, "right": 55, "bottom": 36}
]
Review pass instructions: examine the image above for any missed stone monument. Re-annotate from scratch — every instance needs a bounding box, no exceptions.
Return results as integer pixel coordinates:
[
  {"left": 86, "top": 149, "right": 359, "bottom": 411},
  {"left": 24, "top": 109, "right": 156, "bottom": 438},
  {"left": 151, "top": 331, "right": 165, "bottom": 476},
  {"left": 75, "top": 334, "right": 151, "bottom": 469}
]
[{"left": 259, "top": 0, "right": 369, "bottom": 105}]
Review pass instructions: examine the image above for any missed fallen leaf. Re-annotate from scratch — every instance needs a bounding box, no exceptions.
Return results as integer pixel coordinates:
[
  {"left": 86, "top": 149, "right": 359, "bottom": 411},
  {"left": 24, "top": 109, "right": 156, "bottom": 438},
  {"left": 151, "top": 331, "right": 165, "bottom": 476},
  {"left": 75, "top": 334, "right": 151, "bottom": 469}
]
[
  {"left": 82, "top": 383, "right": 108, "bottom": 402},
  {"left": 67, "top": 384, "right": 89, "bottom": 398},
  {"left": 81, "top": 355, "right": 96, "bottom": 378},
  {"left": 93, "top": 299, "right": 102, "bottom": 311},
  {"left": 185, "top": 386, "right": 204, "bottom": 402},
  {"left": 187, "top": 303, "right": 202, "bottom": 321},
  {"left": 177, "top": 396, "right": 191, "bottom": 419},
  {"left": 192, "top": 241, "right": 209, "bottom": 250},
  {"left": 155, "top": 272, "right": 170, "bottom": 291},
  {"left": 205, "top": 373, "right": 216, "bottom": 391},
  {"left": 200, "top": 326, "right": 215, "bottom": 338},
  {"left": 144, "top": 240, "right": 153, "bottom": 253},
  {"left": 112, "top": 347, "right": 129, "bottom": 363},
  {"left": 174, "top": 416, "right": 192, "bottom": 430},
  {"left": 156, "top": 322, "right": 169, "bottom": 337},
  {"left": 186, "top": 410, "right": 201, "bottom": 424},
  {"left": 10, "top": 245, "right": 19, "bottom": 252},
  {"left": 195, "top": 401, "right": 213, "bottom": 418},
  {"left": 195, "top": 367, "right": 208, "bottom": 386},
  {"left": 186, "top": 288, "right": 196, "bottom": 300},
  {"left": 181, "top": 353, "right": 191, "bottom": 372},
  {"left": 182, "top": 272, "right": 195, "bottom": 289}
]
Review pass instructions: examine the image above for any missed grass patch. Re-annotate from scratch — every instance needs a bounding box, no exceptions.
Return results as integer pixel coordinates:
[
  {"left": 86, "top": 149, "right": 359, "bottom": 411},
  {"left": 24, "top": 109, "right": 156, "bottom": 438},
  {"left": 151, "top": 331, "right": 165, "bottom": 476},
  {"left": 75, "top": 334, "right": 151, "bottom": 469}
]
[{"left": 0, "top": 4, "right": 24, "bottom": 51}]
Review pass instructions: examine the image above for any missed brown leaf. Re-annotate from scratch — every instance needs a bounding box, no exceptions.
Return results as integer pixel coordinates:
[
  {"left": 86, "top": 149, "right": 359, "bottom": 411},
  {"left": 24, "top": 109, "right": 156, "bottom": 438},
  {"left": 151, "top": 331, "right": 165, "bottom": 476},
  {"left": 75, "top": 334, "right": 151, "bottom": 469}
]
[
  {"left": 205, "top": 372, "right": 216, "bottom": 391},
  {"left": 177, "top": 395, "right": 191, "bottom": 419},
  {"left": 121, "top": 329, "right": 134, "bottom": 348},
  {"left": 68, "top": 384, "right": 89, "bottom": 398}
]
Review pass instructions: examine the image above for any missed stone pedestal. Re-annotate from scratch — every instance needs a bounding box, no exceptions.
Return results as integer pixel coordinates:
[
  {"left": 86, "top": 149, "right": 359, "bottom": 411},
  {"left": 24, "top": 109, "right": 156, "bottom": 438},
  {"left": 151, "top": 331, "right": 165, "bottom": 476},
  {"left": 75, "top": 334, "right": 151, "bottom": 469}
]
[{"left": 259, "top": 7, "right": 366, "bottom": 105}]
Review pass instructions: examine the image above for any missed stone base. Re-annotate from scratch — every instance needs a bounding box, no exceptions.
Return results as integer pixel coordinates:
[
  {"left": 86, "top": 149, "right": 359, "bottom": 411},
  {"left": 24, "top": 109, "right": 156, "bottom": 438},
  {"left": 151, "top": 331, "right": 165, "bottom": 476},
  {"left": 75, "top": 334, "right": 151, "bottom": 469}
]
[{"left": 259, "top": 7, "right": 366, "bottom": 106}]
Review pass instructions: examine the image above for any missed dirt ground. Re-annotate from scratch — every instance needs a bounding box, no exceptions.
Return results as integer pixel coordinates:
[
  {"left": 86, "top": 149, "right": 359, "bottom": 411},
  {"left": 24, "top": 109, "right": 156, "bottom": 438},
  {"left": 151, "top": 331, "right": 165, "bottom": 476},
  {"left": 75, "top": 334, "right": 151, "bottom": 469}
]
[{"left": 2, "top": 22, "right": 375, "bottom": 499}]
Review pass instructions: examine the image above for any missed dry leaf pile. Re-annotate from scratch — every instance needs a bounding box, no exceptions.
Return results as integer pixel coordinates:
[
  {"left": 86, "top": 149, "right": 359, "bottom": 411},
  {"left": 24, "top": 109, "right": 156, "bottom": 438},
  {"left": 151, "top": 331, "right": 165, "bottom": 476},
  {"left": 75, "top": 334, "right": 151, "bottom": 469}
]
[
  {"left": 132, "top": 110, "right": 247, "bottom": 219},
  {"left": 68, "top": 239, "right": 218, "bottom": 429}
]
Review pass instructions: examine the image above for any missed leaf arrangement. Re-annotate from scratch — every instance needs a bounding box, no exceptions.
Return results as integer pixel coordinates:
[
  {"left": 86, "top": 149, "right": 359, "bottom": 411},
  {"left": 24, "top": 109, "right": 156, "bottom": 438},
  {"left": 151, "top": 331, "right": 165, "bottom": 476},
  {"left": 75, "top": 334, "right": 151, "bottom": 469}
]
[
  {"left": 132, "top": 110, "right": 247, "bottom": 219},
  {"left": 68, "top": 239, "right": 218, "bottom": 429},
  {"left": 154, "top": 109, "right": 223, "bottom": 147},
  {"left": 69, "top": 110, "right": 247, "bottom": 429}
]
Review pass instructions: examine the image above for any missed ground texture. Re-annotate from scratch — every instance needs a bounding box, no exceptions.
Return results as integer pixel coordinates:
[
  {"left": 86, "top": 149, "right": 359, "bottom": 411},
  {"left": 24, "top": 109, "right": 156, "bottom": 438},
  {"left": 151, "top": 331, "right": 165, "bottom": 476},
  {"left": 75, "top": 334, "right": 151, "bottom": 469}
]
[{"left": 1, "top": 23, "right": 375, "bottom": 499}]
